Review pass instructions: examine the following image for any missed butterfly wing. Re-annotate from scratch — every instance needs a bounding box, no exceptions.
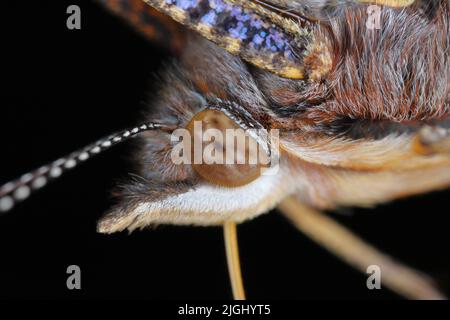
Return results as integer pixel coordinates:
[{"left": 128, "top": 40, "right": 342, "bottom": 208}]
[{"left": 97, "top": 0, "right": 186, "bottom": 53}]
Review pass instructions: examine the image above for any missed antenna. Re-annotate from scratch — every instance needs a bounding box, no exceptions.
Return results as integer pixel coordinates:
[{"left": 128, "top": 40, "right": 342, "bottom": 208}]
[{"left": 0, "top": 122, "right": 175, "bottom": 214}]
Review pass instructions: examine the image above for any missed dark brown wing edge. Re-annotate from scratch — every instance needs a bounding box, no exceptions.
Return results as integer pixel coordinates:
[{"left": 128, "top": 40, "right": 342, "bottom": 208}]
[{"left": 96, "top": 0, "right": 186, "bottom": 53}]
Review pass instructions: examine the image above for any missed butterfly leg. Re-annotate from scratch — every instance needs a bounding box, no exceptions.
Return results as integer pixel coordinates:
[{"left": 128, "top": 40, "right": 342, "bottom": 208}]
[
  {"left": 223, "top": 221, "right": 246, "bottom": 300},
  {"left": 278, "top": 196, "right": 446, "bottom": 300}
]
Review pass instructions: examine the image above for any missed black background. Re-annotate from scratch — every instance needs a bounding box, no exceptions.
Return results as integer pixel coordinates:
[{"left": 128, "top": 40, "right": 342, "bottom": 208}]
[{"left": 0, "top": 0, "right": 449, "bottom": 300}]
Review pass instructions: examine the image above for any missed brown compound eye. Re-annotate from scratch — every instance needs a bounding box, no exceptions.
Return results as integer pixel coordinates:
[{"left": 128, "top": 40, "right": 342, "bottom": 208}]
[{"left": 186, "top": 109, "right": 270, "bottom": 187}]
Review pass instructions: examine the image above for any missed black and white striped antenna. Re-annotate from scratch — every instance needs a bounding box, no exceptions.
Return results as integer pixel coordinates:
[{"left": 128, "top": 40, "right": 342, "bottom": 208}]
[{"left": 0, "top": 122, "right": 175, "bottom": 214}]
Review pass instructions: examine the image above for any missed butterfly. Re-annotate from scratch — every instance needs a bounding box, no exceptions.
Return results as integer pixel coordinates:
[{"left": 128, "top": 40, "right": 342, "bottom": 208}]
[{"left": 0, "top": 0, "right": 448, "bottom": 299}]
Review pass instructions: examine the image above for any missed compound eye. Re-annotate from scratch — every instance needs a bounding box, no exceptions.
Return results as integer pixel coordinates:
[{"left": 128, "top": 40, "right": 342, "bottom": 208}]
[{"left": 186, "top": 109, "right": 269, "bottom": 187}]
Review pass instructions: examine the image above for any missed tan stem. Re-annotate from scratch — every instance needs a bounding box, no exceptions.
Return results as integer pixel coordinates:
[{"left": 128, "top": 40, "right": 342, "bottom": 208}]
[
  {"left": 223, "top": 221, "right": 246, "bottom": 300},
  {"left": 278, "top": 196, "right": 446, "bottom": 300}
]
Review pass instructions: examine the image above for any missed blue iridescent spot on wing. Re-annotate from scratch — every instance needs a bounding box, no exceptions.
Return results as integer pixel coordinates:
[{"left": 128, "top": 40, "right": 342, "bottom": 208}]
[
  {"left": 201, "top": 10, "right": 217, "bottom": 25},
  {"left": 162, "top": 0, "right": 303, "bottom": 76}
]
